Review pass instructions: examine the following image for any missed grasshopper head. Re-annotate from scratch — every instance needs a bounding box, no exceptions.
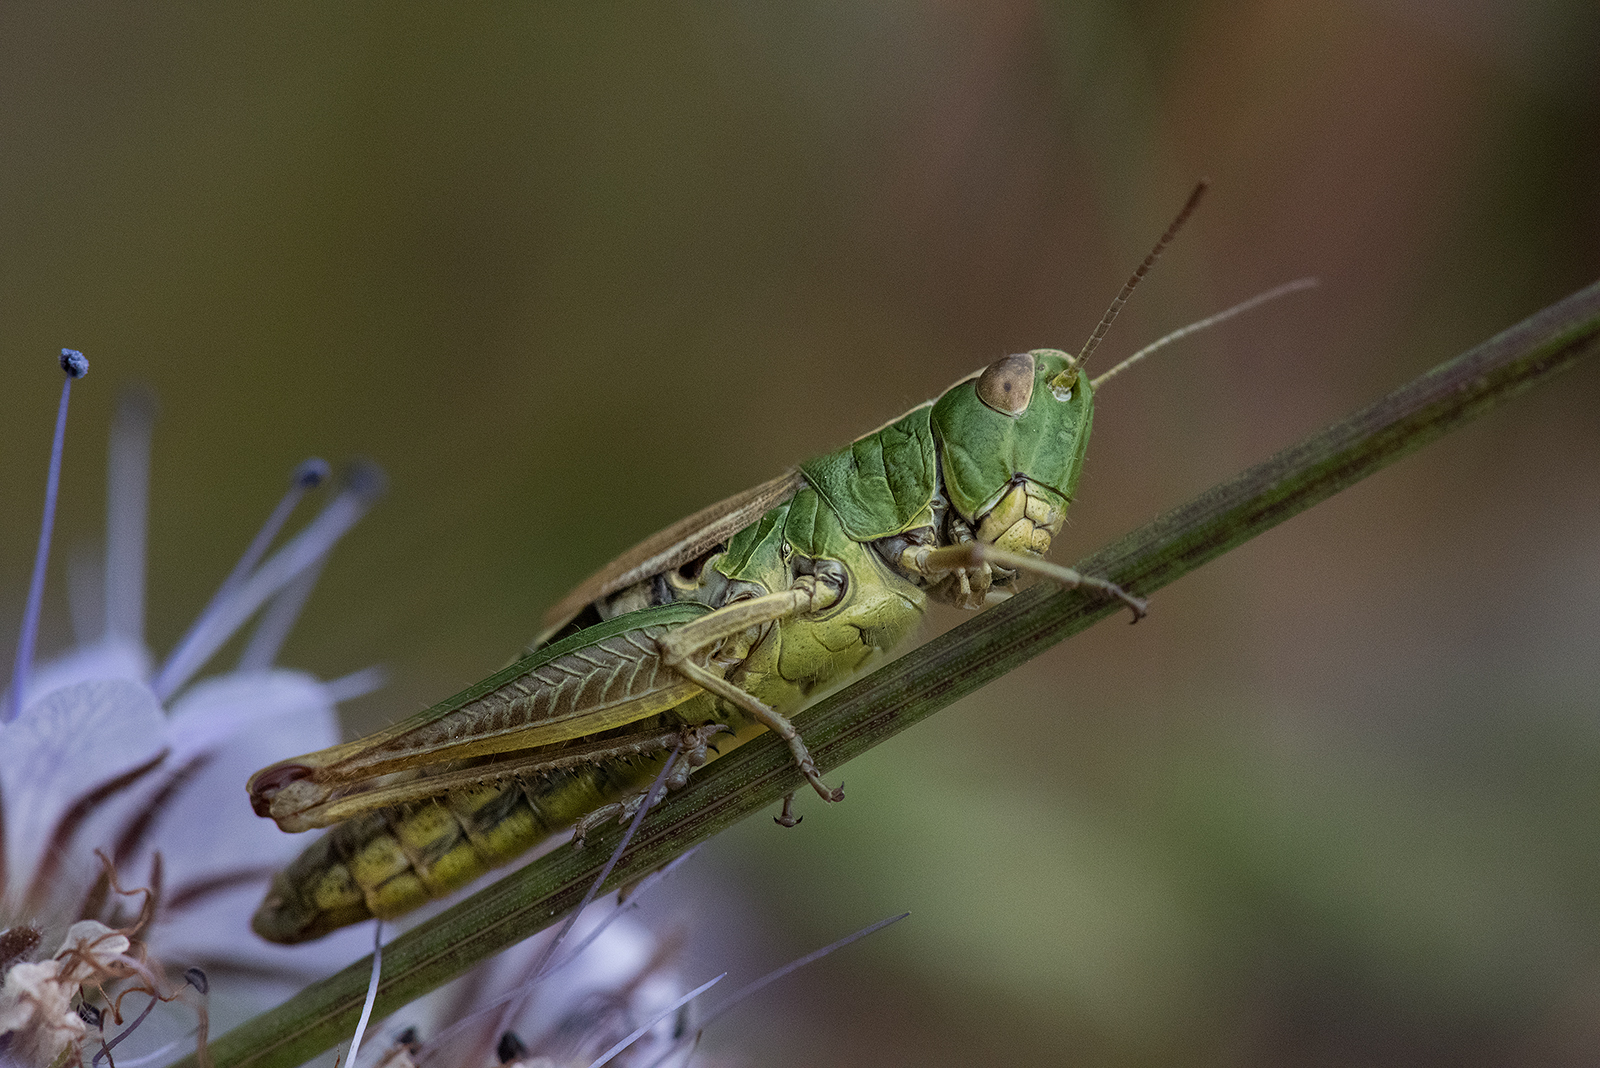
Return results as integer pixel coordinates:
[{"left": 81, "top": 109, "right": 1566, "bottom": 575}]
[{"left": 930, "top": 349, "right": 1092, "bottom": 560}]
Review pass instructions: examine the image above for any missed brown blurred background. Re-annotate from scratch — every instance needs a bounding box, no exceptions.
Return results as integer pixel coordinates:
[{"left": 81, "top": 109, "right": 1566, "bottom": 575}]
[{"left": 3, "top": 2, "right": 1599, "bottom": 1065}]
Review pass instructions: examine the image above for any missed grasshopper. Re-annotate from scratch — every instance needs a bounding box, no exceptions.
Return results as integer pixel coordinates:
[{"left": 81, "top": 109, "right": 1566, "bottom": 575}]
[{"left": 248, "top": 185, "right": 1214, "bottom": 944}]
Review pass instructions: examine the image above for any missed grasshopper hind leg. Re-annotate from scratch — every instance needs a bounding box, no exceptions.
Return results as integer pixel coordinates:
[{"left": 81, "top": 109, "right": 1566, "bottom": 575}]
[{"left": 654, "top": 575, "right": 849, "bottom": 804}]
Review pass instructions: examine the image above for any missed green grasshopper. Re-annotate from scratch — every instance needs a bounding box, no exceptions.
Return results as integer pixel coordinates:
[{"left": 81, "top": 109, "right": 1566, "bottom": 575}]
[{"left": 248, "top": 185, "right": 1214, "bottom": 944}]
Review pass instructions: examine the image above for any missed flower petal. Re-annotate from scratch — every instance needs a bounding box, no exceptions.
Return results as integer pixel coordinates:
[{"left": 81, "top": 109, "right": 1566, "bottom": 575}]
[
  {"left": 0, "top": 680, "right": 166, "bottom": 893},
  {"left": 395, "top": 909, "right": 682, "bottom": 1055},
  {"left": 21, "top": 636, "right": 151, "bottom": 706},
  {"left": 136, "top": 671, "right": 369, "bottom": 1017},
  {"left": 148, "top": 881, "right": 374, "bottom": 1000},
  {"left": 150, "top": 670, "right": 341, "bottom": 891},
  {"left": 164, "top": 668, "right": 340, "bottom": 767}
]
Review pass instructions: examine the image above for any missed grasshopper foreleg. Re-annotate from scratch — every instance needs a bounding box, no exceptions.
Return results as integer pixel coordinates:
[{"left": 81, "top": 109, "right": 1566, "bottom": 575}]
[
  {"left": 909, "top": 542, "right": 1147, "bottom": 621},
  {"left": 655, "top": 578, "right": 846, "bottom": 804}
]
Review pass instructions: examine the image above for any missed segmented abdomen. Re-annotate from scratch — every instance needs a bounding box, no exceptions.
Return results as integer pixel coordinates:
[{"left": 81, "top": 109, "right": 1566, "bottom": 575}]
[{"left": 253, "top": 752, "right": 665, "bottom": 944}]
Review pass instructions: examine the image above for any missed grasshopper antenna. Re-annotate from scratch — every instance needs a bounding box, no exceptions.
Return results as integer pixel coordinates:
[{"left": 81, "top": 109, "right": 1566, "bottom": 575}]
[
  {"left": 1091, "top": 276, "right": 1320, "bottom": 389},
  {"left": 1075, "top": 180, "right": 1209, "bottom": 371}
]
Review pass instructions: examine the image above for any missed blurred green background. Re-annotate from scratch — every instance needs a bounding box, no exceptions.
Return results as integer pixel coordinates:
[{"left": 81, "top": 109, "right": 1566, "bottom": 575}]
[{"left": 4, "top": 3, "right": 1600, "bottom": 1065}]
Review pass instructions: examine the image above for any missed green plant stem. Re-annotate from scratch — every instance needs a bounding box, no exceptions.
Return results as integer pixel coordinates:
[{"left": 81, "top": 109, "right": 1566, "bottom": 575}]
[{"left": 186, "top": 280, "right": 1600, "bottom": 1068}]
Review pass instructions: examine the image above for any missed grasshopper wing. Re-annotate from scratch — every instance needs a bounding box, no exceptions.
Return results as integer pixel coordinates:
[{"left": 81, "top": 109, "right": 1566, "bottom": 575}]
[
  {"left": 250, "top": 601, "right": 713, "bottom": 831},
  {"left": 537, "top": 468, "right": 806, "bottom": 641}
]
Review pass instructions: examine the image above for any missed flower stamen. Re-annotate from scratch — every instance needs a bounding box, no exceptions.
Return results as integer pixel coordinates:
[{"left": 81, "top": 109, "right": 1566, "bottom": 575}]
[
  {"left": 6, "top": 350, "right": 89, "bottom": 724},
  {"left": 583, "top": 972, "right": 724, "bottom": 1068},
  {"left": 153, "top": 461, "right": 383, "bottom": 701},
  {"left": 697, "top": 911, "right": 909, "bottom": 1029},
  {"left": 93, "top": 964, "right": 208, "bottom": 1068},
  {"left": 543, "top": 847, "right": 701, "bottom": 979},
  {"left": 235, "top": 558, "right": 324, "bottom": 673},
  {"left": 149, "top": 457, "right": 328, "bottom": 699},
  {"left": 83, "top": 756, "right": 212, "bottom": 922},
  {"left": 104, "top": 390, "right": 157, "bottom": 651},
  {"left": 345, "top": 921, "right": 384, "bottom": 1068}
]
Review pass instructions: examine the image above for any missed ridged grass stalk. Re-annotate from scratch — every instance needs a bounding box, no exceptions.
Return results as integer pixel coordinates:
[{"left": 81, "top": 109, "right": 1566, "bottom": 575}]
[{"left": 187, "top": 279, "right": 1600, "bottom": 1068}]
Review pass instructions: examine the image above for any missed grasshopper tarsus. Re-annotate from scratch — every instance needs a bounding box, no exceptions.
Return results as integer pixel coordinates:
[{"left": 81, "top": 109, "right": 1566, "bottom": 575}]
[
  {"left": 1117, "top": 587, "right": 1149, "bottom": 623},
  {"left": 571, "top": 801, "right": 629, "bottom": 849},
  {"left": 1077, "top": 572, "right": 1146, "bottom": 623},
  {"left": 774, "top": 792, "right": 803, "bottom": 828},
  {"left": 795, "top": 749, "right": 843, "bottom": 804}
]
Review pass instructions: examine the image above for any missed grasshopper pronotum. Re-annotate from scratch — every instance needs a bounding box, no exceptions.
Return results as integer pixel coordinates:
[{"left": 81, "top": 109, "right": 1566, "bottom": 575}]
[{"left": 249, "top": 184, "right": 1256, "bottom": 944}]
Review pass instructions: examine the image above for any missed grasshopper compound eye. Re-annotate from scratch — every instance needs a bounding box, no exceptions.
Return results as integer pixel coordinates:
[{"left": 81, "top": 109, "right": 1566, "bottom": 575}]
[{"left": 975, "top": 353, "right": 1036, "bottom": 415}]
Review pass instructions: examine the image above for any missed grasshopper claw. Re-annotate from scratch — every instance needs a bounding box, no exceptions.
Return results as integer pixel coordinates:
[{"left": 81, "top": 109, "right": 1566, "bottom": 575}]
[
  {"left": 1117, "top": 585, "right": 1148, "bottom": 623},
  {"left": 1081, "top": 574, "right": 1145, "bottom": 622},
  {"left": 797, "top": 752, "right": 844, "bottom": 803},
  {"left": 774, "top": 792, "right": 803, "bottom": 828}
]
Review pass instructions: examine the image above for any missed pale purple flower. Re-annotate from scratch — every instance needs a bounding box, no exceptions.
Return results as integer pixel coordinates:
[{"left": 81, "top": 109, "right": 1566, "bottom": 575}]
[
  {"left": 0, "top": 362, "right": 868, "bottom": 1068},
  {"left": 0, "top": 378, "right": 381, "bottom": 1064},
  {"left": 378, "top": 908, "right": 696, "bottom": 1068}
]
